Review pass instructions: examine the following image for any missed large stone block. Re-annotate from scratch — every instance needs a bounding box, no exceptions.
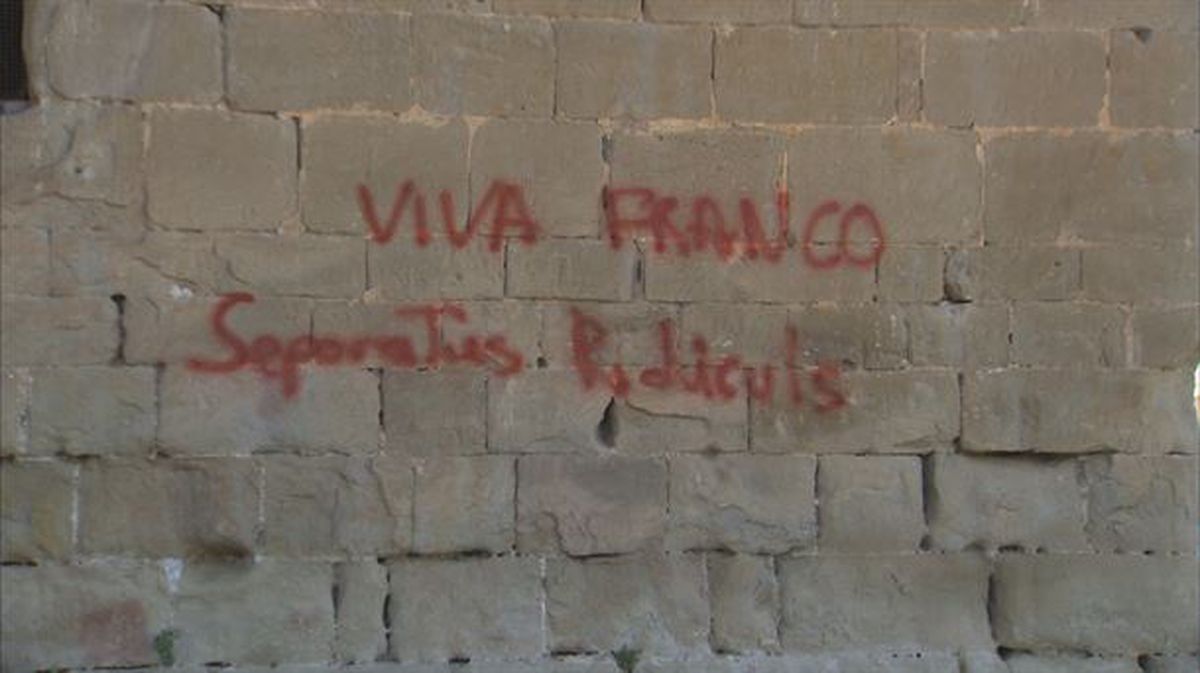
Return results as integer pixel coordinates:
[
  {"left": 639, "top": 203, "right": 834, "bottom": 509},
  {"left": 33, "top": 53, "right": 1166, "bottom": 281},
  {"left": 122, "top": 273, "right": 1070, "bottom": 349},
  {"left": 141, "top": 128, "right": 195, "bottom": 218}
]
[
  {"left": 645, "top": 250, "right": 877, "bottom": 303},
  {"left": 1, "top": 228, "right": 50, "bottom": 296},
  {"left": 963, "top": 369, "right": 1198, "bottom": 453},
  {"left": 1131, "top": 307, "right": 1200, "bottom": 368},
  {"left": 334, "top": 561, "right": 387, "bottom": 664},
  {"left": 495, "top": 0, "right": 640, "bottom": 18},
  {"left": 786, "top": 304, "right": 907, "bottom": 369},
  {"left": 779, "top": 555, "right": 992, "bottom": 651},
  {"left": 926, "top": 32, "right": 1105, "bottom": 126},
  {"left": 517, "top": 454, "right": 667, "bottom": 555},
  {"left": 262, "top": 455, "right": 412, "bottom": 556},
  {"left": 1011, "top": 303, "right": 1125, "bottom": 367},
  {"left": 46, "top": 0, "right": 221, "bottom": 102},
  {"left": 1, "top": 562, "right": 172, "bottom": 670},
  {"left": 488, "top": 370, "right": 611, "bottom": 452},
  {"left": 708, "top": 555, "right": 780, "bottom": 654},
  {"left": 1111, "top": 30, "right": 1199, "bottom": 128},
  {"left": 384, "top": 370, "right": 486, "bottom": 455},
  {"left": 557, "top": 21, "right": 711, "bottom": 119},
  {"left": 413, "top": 13, "right": 553, "bottom": 116},
  {"left": 993, "top": 555, "right": 1199, "bottom": 654},
  {"left": 228, "top": 9, "right": 411, "bottom": 111},
  {"left": 1082, "top": 245, "right": 1199, "bottom": 306},
  {"left": 30, "top": 366, "right": 156, "bottom": 456},
  {"left": 388, "top": 558, "right": 542, "bottom": 661},
  {"left": 413, "top": 455, "right": 514, "bottom": 553},
  {"left": 716, "top": 28, "right": 897, "bottom": 123},
  {"left": 1, "top": 297, "right": 118, "bottom": 366},
  {"left": 667, "top": 453, "right": 815, "bottom": 552},
  {"left": 0, "top": 369, "right": 31, "bottom": 455},
  {"left": 214, "top": 234, "right": 366, "bottom": 299},
  {"left": 878, "top": 246, "right": 944, "bottom": 302},
  {"left": 796, "top": 0, "right": 1029, "bottom": 26},
  {"left": 546, "top": 555, "right": 709, "bottom": 656},
  {"left": 542, "top": 301, "right": 679, "bottom": 367},
  {"left": 929, "top": 454, "right": 1088, "bottom": 552},
  {"left": 647, "top": 0, "right": 791, "bottom": 22},
  {"left": 508, "top": 238, "right": 636, "bottom": 301},
  {"left": 369, "top": 239, "right": 504, "bottom": 300},
  {"left": 1004, "top": 655, "right": 1141, "bottom": 673},
  {"left": 905, "top": 304, "right": 1009, "bottom": 369},
  {"left": 147, "top": 109, "right": 297, "bottom": 231},
  {"left": 1084, "top": 455, "right": 1198, "bottom": 553},
  {"left": 612, "top": 383, "right": 750, "bottom": 454},
  {"left": 946, "top": 246, "right": 1080, "bottom": 302},
  {"left": 818, "top": 455, "right": 924, "bottom": 552},
  {"left": 175, "top": 560, "right": 335, "bottom": 665},
  {"left": 0, "top": 460, "right": 74, "bottom": 561},
  {"left": 1032, "top": 0, "right": 1199, "bottom": 29}
]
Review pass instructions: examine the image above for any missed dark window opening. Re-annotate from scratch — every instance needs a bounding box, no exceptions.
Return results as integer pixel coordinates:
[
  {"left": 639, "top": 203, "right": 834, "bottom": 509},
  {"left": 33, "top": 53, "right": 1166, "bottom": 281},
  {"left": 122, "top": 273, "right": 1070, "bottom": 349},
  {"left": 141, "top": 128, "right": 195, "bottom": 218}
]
[{"left": 1, "top": 0, "right": 30, "bottom": 110}]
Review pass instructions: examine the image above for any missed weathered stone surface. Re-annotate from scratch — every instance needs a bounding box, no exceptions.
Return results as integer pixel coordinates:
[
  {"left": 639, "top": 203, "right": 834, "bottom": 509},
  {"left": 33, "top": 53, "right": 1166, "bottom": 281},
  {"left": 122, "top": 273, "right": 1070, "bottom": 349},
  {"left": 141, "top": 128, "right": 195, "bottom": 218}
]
[
  {"left": 1011, "top": 303, "right": 1125, "bottom": 367},
  {"left": 879, "top": 246, "right": 944, "bottom": 302},
  {"left": 0, "top": 460, "right": 74, "bottom": 561},
  {"left": 786, "top": 304, "right": 908, "bottom": 369},
  {"left": 905, "top": 304, "right": 1009, "bottom": 369},
  {"left": 1131, "top": 306, "right": 1200, "bottom": 368},
  {"left": 0, "top": 369, "right": 31, "bottom": 455},
  {"left": 993, "top": 555, "right": 1199, "bottom": 654},
  {"left": 46, "top": 0, "right": 221, "bottom": 102},
  {"left": 796, "top": 0, "right": 1029, "bottom": 26},
  {"left": 1032, "top": 0, "right": 1199, "bottom": 29},
  {"left": 667, "top": 454, "right": 815, "bottom": 552},
  {"left": 1082, "top": 245, "right": 1199, "bottom": 306},
  {"left": 496, "top": 0, "right": 640, "bottom": 18},
  {"left": 1, "top": 562, "right": 171, "bottom": 671},
  {"left": 546, "top": 555, "right": 709, "bottom": 656},
  {"left": 557, "top": 21, "right": 711, "bottom": 119},
  {"left": 716, "top": 28, "right": 897, "bottom": 123},
  {"left": 708, "top": 554, "right": 780, "bottom": 653},
  {"left": 228, "top": 9, "right": 411, "bottom": 111},
  {"left": 752, "top": 371, "right": 959, "bottom": 453},
  {"left": 413, "top": 455, "right": 514, "bottom": 553},
  {"left": 413, "top": 13, "right": 553, "bottom": 116},
  {"left": 215, "top": 234, "right": 365, "bottom": 298},
  {"left": 542, "top": 302, "right": 679, "bottom": 367},
  {"left": 517, "top": 454, "right": 667, "bottom": 555},
  {"left": 929, "top": 454, "right": 1087, "bottom": 551},
  {"left": 263, "top": 455, "right": 412, "bottom": 556},
  {"left": 384, "top": 371, "right": 486, "bottom": 455},
  {"left": 370, "top": 238, "right": 504, "bottom": 300},
  {"left": 679, "top": 303, "right": 788, "bottom": 365},
  {"left": 1140, "top": 655, "right": 1200, "bottom": 673},
  {"left": 779, "top": 555, "right": 992, "bottom": 651},
  {"left": 148, "top": 109, "right": 297, "bottom": 231},
  {"left": 1, "top": 228, "right": 50, "bottom": 296},
  {"left": 818, "top": 455, "right": 924, "bottom": 552},
  {"left": 175, "top": 560, "right": 334, "bottom": 665},
  {"left": 947, "top": 246, "right": 1080, "bottom": 302},
  {"left": 126, "top": 294, "right": 312, "bottom": 365},
  {"left": 926, "top": 32, "right": 1105, "bottom": 126},
  {"left": 334, "top": 561, "right": 387, "bottom": 664},
  {"left": 963, "top": 369, "right": 1198, "bottom": 453},
  {"left": 160, "top": 368, "right": 380, "bottom": 456},
  {"left": 1, "top": 297, "right": 118, "bottom": 366},
  {"left": 647, "top": 0, "right": 791, "bottom": 22},
  {"left": 488, "top": 370, "right": 611, "bottom": 452},
  {"left": 30, "top": 366, "right": 156, "bottom": 456},
  {"left": 614, "top": 376, "right": 750, "bottom": 453},
  {"left": 509, "top": 238, "right": 636, "bottom": 301},
  {"left": 389, "top": 557, "right": 542, "bottom": 661},
  {"left": 1084, "top": 455, "right": 1198, "bottom": 553},
  {"left": 1004, "top": 655, "right": 1141, "bottom": 673},
  {"left": 611, "top": 130, "right": 782, "bottom": 206},
  {"left": 985, "top": 133, "right": 1198, "bottom": 246},
  {"left": 646, "top": 250, "right": 877, "bottom": 303},
  {"left": 1111, "top": 30, "right": 1199, "bottom": 128}
]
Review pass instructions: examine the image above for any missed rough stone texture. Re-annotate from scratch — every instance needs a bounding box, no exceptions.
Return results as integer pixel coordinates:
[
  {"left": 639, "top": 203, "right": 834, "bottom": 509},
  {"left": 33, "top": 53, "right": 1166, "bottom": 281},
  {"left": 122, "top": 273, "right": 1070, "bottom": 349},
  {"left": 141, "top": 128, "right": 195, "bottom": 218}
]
[
  {"left": 488, "top": 370, "right": 611, "bottom": 452},
  {"left": 0, "top": 460, "right": 74, "bottom": 562},
  {"left": 228, "top": 9, "right": 411, "bottom": 111},
  {"left": 384, "top": 370, "right": 487, "bottom": 455},
  {"left": 1, "top": 228, "right": 50, "bottom": 296},
  {"left": 963, "top": 370, "right": 1198, "bottom": 453},
  {"left": 508, "top": 238, "right": 636, "bottom": 300},
  {"left": 369, "top": 238, "right": 505, "bottom": 299},
  {"left": 334, "top": 561, "right": 388, "bottom": 663},
  {"left": 148, "top": 109, "right": 297, "bottom": 231},
  {"left": 46, "top": 0, "right": 221, "bottom": 102},
  {"left": 818, "top": 455, "right": 924, "bottom": 552},
  {"left": 1131, "top": 306, "right": 1200, "bottom": 368},
  {"left": 175, "top": 560, "right": 334, "bottom": 665},
  {"left": 546, "top": 555, "right": 709, "bottom": 656},
  {"left": 1032, "top": 0, "right": 1200, "bottom": 29},
  {"left": 557, "top": 21, "right": 711, "bottom": 119},
  {"left": 948, "top": 246, "right": 1080, "bottom": 302},
  {"left": 796, "top": 0, "right": 1030, "bottom": 26},
  {"left": 648, "top": 0, "right": 791, "bottom": 23},
  {"left": 613, "top": 383, "right": 750, "bottom": 454},
  {"left": 1082, "top": 245, "right": 1199, "bottom": 306},
  {"left": 779, "top": 555, "right": 992, "bottom": 651},
  {"left": 1140, "top": 655, "right": 1200, "bottom": 673},
  {"left": 517, "top": 454, "right": 667, "bottom": 555},
  {"left": 413, "top": 455, "right": 515, "bottom": 553},
  {"left": 667, "top": 453, "right": 816, "bottom": 552},
  {"left": 716, "top": 28, "right": 897, "bottom": 123},
  {"left": 1084, "top": 454, "right": 1198, "bottom": 553},
  {"left": 905, "top": 304, "right": 1009, "bottom": 369},
  {"left": 0, "top": 370, "right": 31, "bottom": 455},
  {"left": 708, "top": 554, "right": 780, "bottom": 653},
  {"left": 786, "top": 304, "right": 907, "bottom": 369},
  {"left": 388, "top": 558, "right": 542, "bottom": 661},
  {"left": 0, "top": 297, "right": 118, "bottom": 366},
  {"left": 262, "top": 455, "right": 412, "bottom": 556},
  {"left": 29, "top": 366, "right": 156, "bottom": 456},
  {"left": 495, "top": 0, "right": 640, "bottom": 19},
  {"left": 0, "top": 563, "right": 172, "bottom": 671},
  {"left": 926, "top": 32, "right": 1106, "bottom": 126},
  {"left": 1111, "top": 30, "right": 1200, "bottom": 128},
  {"left": 1010, "top": 303, "right": 1125, "bottom": 367},
  {"left": 413, "top": 13, "right": 553, "bottom": 116},
  {"left": 929, "top": 454, "right": 1088, "bottom": 552},
  {"left": 878, "top": 246, "right": 944, "bottom": 302},
  {"left": 79, "top": 458, "right": 258, "bottom": 558},
  {"left": 646, "top": 250, "right": 877, "bottom": 303},
  {"left": 993, "top": 555, "right": 1199, "bottom": 654},
  {"left": 1004, "top": 656, "right": 1141, "bottom": 673},
  {"left": 215, "top": 234, "right": 366, "bottom": 298}
]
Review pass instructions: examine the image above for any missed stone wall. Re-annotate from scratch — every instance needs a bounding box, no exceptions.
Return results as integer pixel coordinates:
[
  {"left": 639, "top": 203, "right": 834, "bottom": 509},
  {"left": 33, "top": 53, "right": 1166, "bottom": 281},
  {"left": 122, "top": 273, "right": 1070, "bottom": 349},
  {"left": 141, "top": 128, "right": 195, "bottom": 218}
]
[{"left": 1, "top": 0, "right": 1198, "bottom": 671}]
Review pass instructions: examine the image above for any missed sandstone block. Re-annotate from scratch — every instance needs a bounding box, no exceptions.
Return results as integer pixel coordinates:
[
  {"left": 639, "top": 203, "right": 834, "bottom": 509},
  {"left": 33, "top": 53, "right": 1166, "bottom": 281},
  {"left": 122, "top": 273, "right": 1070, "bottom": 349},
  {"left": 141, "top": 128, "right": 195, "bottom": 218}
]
[
  {"left": 160, "top": 368, "right": 380, "bottom": 456},
  {"left": 963, "top": 369, "right": 1198, "bottom": 453},
  {"left": 1032, "top": 0, "right": 1199, "bottom": 29},
  {"left": 779, "top": 554, "right": 991, "bottom": 651},
  {"left": 46, "top": 0, "right": 221, "bottom": 102},
  {"left": 388, "top": 558, "right": 542, "bottom": 661},
  {"left": 667, "top": 453, "right": 816, "bottom": 552},
  {"left": 215, "top": 234, "right": 366, "bottom": 298},
  {"left": 228, "top": 9, "right": 411, "bottom": 111},
  {"left": 1084, "top": 454, "right": 1198, "bottom": 553},
  {"left": 517, "top": 454, "right": 667, "bottom": 555},
  {"left": 414, "top": 455, "right": 514, "bottom": 553},
  {"left": 1132, "top": 307, "right": 1199, "bottom": 368},
  {"left": 263, "top": 455, "right": 412, "bottom": 556},
  {"left": 818, "top": 455, "right": 924, "bottom": 552},
  {"left": 0, "top": 369, "right": 31, "bottom": 454},
  {"left": 148, "top": 109, "right": 297, "bottom": 231},
  {"left": 1141, "top": 655, "right": 1200, "bottom": 673},
  {"left": 488, "top": 370, "right": 611, "bottom": 452},
  {"left": 708, "top": 555, "right": 780, "bottom": 653},
  {"left": 716, "top": 28, "right": 897, "bottom": 123},
  {"left": 926, "top": 31, "right": 1105, "bottom": 126},
  {"left": 878, "top": 246, "right": 944, "bottom": 302},
  {"left": 384, "top": 371, "right": 486, "bottom": 455},
  {"left": 1082, "top": 245, "right": 1199, "bottom": 306},
  {"left": 946, "top": 246, "right": 1080, "bottom": 302},
  {"left": 796, "top": 0, "right": 1029, "bottom": 26},
  {"left": 495, "top": 0, "right": 640, "bottom": 18},
  {"left": 0, "top": 460, "right": 74, "bottom": 561},
  {"left": 369, "top": 239, "right": 504, "bottom": 300},
  {"left": 1011, "top": 303, "right": 1125, "bottom": 367},
  {"left": 334, "top": 561, "right": 387, "bottom": 663},
  {"left": 613, "top": 383, "right": 750, "bottom": 454},
  {"left": 1111, "top": 30, "right": 1199, "bottom": 128},
  {"left": 542, "top": 302, "right": 679, "bottom": 367},
  {"left": 647, "top": 0, "right": 790, "bottom": 22},
  {"left": 79, "top": 458, "right": 258, "bottom": 558},
  {"left": 508, "top": 238, "right": 636, "bottom": 301},
  {"left": 1, "top": 297, "right": 118, "bottom": 366},
  {"left": 30, "top": 366, "right": 156, "bottom": 456},
  {"left": 993, "top": 555, "right": 1199, "bottom": 654},
  {"left": 175, "top": 560, "right": 334, "bottom": 665},
  {"left": 413, "top": 13, "right": 553, "bottom": 116},
  {"left": 1, "top": 228, "right": 50, "bottom": 296},
  {"left": 557, "top": 21, "right": 711, "bottom": 119},
  {"left": 905, "top": 304, "right": 1009, "bottom": 369},
  {"left": 680, "top": 303, "right": 788, "bottom": 365},
  {"left": 787, "top": 304, "right": 907, "bottom": 369},
  {"left": 645, "top": 250, "right": 877, "bottom": 303},
  {"left": 1005, "top": 655, "right": 1141, "bottom": 673},
  {"left": 546, "top": 555, "right": 709, "bottom": 656}
]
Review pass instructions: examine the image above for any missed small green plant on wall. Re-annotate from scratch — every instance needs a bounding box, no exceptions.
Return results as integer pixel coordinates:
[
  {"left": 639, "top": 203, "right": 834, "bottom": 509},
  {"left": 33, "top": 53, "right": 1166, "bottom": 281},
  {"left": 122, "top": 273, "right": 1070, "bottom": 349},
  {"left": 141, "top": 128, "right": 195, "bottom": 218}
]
[{"left": 612, "top": 645, "right": 641, "bottom": 673}]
